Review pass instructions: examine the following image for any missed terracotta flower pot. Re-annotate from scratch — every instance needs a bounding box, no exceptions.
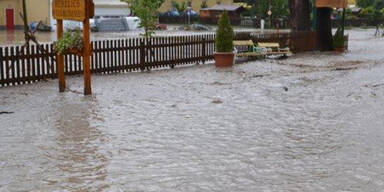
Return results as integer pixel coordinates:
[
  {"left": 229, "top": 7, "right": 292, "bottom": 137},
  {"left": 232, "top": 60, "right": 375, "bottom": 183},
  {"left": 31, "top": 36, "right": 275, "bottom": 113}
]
[
  {"left": 214, "top": 52, "right": 235, "bottom": 67},
  {"left": 334, "top": 47, "right": 345, "bottom": 53}
]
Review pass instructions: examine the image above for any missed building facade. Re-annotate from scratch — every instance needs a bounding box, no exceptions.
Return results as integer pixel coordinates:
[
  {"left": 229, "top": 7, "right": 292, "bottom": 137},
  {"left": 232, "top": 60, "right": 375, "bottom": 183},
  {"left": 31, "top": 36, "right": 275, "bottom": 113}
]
[
  {"left": 0, "top": 0, "right": 50, "bottom": 30},
  {"left": 158, "top": 0, "right": 234, "bottom": 13},
  {"left": 93, "top": 0, "right": 130, "bottom": 17}
]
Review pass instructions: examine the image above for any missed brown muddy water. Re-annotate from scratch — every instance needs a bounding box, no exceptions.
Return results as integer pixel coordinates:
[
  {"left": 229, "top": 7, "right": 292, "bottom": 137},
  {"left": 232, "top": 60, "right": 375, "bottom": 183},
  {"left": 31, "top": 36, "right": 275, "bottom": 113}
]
[
  {"left": 0, "top": 27, "right": 284, "bottom": 46},
  {"left": 1, "top": 29, "right": 384, "bottom": 191}
]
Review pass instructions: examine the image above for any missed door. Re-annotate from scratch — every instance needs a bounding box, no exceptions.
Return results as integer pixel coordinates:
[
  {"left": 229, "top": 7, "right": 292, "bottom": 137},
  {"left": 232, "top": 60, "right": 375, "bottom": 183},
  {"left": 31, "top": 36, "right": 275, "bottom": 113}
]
[{"left": 6, "top": 9, "right": 14, "bottom": 30}]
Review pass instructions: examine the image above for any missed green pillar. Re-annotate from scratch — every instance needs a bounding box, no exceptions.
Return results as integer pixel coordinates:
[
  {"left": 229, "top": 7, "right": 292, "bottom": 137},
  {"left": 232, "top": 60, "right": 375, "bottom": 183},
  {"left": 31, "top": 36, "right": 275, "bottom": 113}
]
[
  {"left": 341, "top": 8, "right": 346, "bottom": 36},
  {"left": 311, "top": 0, "right": 317, "bottom": 30}
]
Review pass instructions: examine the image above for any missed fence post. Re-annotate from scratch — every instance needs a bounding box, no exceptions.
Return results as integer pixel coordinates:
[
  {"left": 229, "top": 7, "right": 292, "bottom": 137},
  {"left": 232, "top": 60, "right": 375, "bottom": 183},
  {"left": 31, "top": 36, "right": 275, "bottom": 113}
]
[
  {"left": 140, "top": 39, "right": 145, "bottom": 71},
  {"left": 0, "top": 47, "right": 3, "bottom": 86},
  {"left": 202, "top": 37, "right": 206, "bottom": 64}
]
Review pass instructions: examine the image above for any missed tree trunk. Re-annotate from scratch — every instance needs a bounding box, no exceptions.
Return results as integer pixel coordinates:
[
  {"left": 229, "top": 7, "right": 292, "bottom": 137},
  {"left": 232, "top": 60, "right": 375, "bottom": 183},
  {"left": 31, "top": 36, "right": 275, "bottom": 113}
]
[
  {"left": 289, "top": 0, "right": 311, "bottom": 31},
  {"left": 316, "top": 8, "right": 333, "bottom": 51}
]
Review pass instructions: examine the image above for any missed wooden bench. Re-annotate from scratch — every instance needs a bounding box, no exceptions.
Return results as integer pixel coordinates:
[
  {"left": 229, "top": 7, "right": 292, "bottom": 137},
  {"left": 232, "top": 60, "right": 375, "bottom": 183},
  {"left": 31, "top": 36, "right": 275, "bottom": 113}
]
[
  {"left": 233, "top": 40, "right": 292, "bottom": 58},
  {"left": 234, "top": 40, "right": 268, "bottom": 58},
  {"left": 258, "top": 42, "right": 292, "bottom": 56},
  {"left": 233, "top": 40, "right": 254, "bottom": 46}
]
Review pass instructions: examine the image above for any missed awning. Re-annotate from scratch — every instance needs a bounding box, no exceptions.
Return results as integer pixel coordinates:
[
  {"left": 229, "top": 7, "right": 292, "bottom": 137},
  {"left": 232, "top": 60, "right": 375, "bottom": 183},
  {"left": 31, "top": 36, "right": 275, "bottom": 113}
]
[{"left": 315, "top": 0, "right": 348, "bottom": 8}]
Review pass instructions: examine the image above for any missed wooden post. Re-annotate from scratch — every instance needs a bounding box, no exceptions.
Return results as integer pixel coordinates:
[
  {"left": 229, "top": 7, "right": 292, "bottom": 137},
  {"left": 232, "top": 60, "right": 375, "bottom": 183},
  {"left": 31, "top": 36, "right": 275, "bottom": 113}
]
[
  {"left": 341, "top": 7, "right": 346, "bottom": 37},
  {"left": 202, "top": 37, "right": 206, "bottom": 64},
  {"left": 83, "top": 8, "right": 92, "bottom": 95},
  {"left": 57, "top": 19, "right": 66, "bottom": 92},
  {"left": 140, "top": 39, "right": 145, "bottom": 71}
]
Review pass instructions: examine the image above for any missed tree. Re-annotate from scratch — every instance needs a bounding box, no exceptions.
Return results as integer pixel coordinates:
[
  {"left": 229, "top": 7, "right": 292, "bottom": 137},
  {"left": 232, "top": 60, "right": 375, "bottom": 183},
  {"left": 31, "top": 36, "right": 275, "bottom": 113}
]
[
  {"left": 172, "top": 1, "right": 187, "bottom": 13},
  {"left": 289, "top": 0, "right": 311, "bottom": 31},
  {"left": 121, "top": 0, "right": 164, "bottom": 38},
  {"left": 357, "top": 0, "right": 375, "bottom": 8},
  {"left": 201, "top": 1, "right": 208, "bottom": 9},
  {"left": 242, "top": 0, "right": 289, "bottom": 19},
  {"left": 374, "top": 0, "right": 384, "bottom": 10}
]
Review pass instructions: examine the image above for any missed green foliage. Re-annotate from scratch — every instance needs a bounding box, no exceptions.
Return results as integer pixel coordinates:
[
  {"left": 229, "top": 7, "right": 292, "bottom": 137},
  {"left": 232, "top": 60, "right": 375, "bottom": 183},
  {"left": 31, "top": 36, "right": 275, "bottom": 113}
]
[
  {"left": 360, "top": 6, "right": 383, "bottom": 25},
  {"left": 172, "top": 1, "right": 187, "bottom": 13},
  {"left": 345, "top": 8, "right": 357, "bottom": 19},
  {"left": 358, "top": 0, "right": 384, "bottom": 9},
  {"left": 374, "top": 0, "right": 384, "bottom": 10},
  {"left": 56, "top": 30, "right": 83, "bottom": 54},
  {"left": 215, "top": 11, "right": 234, "bottom": 52},
  {"left": 242, "top": 0, "right": 289, "bottom": 19},
  {"left": 357, "top": 0, "right": 375, "bottom": 8},
  {"left": 333, "top": 27, "right": 344, "bottom": 49},
  {"left": 360, "top": 6, "right": 375, "bottom": 17},
  {"left": 121, "top": 0, "right": 164, "bottom": 38},
  {"left": 201, "top": 1, "right": 208, "bottom": 8},
  {"left": 381, "top": 8, "right": 384, "bottom": 14}
]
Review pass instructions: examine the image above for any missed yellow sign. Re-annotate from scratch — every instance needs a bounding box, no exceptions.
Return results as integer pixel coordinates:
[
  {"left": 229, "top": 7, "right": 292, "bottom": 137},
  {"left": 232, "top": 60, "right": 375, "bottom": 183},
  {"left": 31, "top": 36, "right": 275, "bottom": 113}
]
[
  {"left": 53, "top": 0, "right": 87, "bottom": 21},
  {"left": 315, "top": 0, "right": 347, "bottom": 8}
]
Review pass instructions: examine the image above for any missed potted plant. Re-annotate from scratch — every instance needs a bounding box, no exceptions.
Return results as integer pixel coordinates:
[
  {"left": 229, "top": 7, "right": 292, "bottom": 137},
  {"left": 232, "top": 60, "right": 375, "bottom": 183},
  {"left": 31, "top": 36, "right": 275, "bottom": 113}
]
[
  {"left": 54, "top": 30, "right": 84, "bottom": 56},
  {"left": 214, "top": 11, "right": 235, "bottom": 67},
  {"left": 333, "top": 27, "right": 345, "bottom": 53}
]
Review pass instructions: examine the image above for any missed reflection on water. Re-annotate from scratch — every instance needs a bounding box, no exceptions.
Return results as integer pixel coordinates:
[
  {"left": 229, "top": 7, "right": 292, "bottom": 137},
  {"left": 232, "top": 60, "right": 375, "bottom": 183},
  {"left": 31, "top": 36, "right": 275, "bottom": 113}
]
[
  {"left": 53, "top": 96, "right": 109, "bottom": 191},
  {"left": 0, "top": 28, "right": 286, "bottom": 46}
]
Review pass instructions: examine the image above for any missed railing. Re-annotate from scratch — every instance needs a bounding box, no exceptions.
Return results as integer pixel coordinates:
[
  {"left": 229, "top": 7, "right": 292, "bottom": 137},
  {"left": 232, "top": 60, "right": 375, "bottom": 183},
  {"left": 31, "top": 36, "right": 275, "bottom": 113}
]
[
  {"left": 0, "top": 35, "right": 215, "bottom": 87},
  {"left": 0, "top": 32, "right": 317, "bottom": 88}
]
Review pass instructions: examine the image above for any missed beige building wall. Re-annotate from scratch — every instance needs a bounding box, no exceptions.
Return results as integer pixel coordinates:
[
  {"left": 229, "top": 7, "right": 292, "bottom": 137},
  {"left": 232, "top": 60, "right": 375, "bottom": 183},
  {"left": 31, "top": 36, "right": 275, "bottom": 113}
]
[
  {"left": 27, "top": 0, "right": 50, "bottom": 25},
  {"left": 0, "top": 0, "right": 21, "bottom": 27},
  {"left": 159, "top": 0, "right": 234, "bottom": 13},
  {"left": 0, "top": 0, "right": 50, "bottom": 28}
]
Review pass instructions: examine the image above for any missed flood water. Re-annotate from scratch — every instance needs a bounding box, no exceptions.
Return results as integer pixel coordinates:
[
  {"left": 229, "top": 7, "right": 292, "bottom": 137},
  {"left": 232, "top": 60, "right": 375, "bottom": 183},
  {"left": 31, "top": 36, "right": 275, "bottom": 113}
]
[
  {"left": 0, "top": 27, "right": 284, "bottom": 46},
  {"left": 1, "top": 28, "right": 384, "bottom": 191}
]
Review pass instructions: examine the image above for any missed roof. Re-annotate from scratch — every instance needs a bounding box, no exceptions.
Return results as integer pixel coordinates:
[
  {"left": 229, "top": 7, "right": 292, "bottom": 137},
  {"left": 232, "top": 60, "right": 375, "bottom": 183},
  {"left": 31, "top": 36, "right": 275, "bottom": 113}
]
[
  {"left": 201, "top": 4, "right": 245, "bottom": 12},
  {"left": 93, "top": 0, "right": 128, "bottom": 7}
]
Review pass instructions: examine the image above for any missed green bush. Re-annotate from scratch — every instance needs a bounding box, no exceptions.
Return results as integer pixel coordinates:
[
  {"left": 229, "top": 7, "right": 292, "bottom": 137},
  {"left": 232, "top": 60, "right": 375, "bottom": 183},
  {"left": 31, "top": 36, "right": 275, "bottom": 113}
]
[
  {"left": 56, "top": 30, "right": 83, "bottom": 54},
  {"left": 360, "top": 6, "right": 375, "bottom": 17},
  {"left": 374, "top": 0, "right": 384, "bottom": 10},
  {"left": 215, "top": 11, "right": 234, "bottom": 53},
  {"left": 357, "top": 0, "right": 375, "bottom": 8},
  {"left": 333, "top": 27, "right": 344, "bottom": 49}
]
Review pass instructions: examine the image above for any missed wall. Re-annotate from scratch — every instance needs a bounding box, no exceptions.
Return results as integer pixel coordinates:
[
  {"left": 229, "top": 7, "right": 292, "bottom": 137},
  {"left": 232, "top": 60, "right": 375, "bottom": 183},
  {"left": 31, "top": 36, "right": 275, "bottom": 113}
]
[
  {"left": 158, "top": 0, "right": 234, "bottom": 13},
  {"left": 27, "top": 0, "right": 50, "bottom": 24},
  {"left": 0, "top": 0, "right": 49, "bottom": 29},
  {"left": 0, "top": 0, "right": 22, "bottom": 28}
]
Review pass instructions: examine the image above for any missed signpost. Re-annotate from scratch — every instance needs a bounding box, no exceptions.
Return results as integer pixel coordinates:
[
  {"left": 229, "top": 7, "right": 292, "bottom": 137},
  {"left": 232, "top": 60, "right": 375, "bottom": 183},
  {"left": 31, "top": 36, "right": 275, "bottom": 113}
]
[{"left": 53, "top": 0, "right": 94, "bottom": 95}]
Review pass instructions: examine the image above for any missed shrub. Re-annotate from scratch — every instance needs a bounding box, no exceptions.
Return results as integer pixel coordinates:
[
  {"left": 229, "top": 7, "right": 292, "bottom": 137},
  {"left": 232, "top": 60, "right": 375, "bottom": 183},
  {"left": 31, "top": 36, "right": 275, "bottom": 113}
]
[
  {"left": 360, "top": 6, "right": 375, "bottom": 17},
  {"left": 333, "top": 27, "right": 344, "bottom": 49},
  {"left": 55, "top": 30, "right": 83, "bottom": 54},
  {"left": 121, "top": 0, "right": 164, "bottom": 38},
  {"left": 374, "top": 0, "right": 384, "bottom": 10},
  {"left": 357, "top": 0, "right": 375, "bottom": 8},
  {"left": 215, "top": 11, "right": 234, "bottom": 52},
  {"left": 201, "top": 1, "right": 208, "bottom": 8}
]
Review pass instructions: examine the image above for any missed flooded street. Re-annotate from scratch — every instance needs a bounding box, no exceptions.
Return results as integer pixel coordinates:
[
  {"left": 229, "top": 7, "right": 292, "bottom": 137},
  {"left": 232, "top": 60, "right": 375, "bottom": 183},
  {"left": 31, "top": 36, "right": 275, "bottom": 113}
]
[
  {"left": 1, "top": 29, "right": 384, "bottom": 191},
  {"left": 0, "top": 26, "right": 284, "bottom": 46}
]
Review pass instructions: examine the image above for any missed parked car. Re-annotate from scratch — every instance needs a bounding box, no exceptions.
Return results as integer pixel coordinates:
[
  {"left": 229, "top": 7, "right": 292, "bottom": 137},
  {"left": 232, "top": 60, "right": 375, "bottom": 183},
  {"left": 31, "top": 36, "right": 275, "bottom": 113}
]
[{"left": 29, "top": 21, "right": 52, "bottom": 32}]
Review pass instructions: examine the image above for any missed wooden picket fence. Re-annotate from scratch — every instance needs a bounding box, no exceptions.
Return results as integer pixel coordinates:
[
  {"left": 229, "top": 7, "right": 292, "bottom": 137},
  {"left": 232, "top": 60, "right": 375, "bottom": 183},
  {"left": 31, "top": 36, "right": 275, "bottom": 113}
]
[
  {"left": 0, "top": 35, "right": 215, "bottom": 87},
  {"left": 0, "top": 32, "right": 317, "bottom": 88}
]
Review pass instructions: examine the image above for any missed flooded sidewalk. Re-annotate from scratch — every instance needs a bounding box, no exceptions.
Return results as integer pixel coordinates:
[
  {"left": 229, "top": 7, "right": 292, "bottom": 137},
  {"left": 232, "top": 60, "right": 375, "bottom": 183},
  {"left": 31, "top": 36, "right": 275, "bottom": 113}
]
[{"left": 1, "top": 29, "right": 384, "bottom": 191}]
